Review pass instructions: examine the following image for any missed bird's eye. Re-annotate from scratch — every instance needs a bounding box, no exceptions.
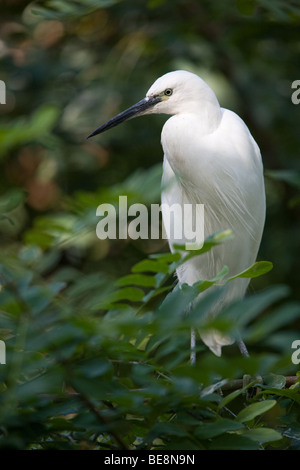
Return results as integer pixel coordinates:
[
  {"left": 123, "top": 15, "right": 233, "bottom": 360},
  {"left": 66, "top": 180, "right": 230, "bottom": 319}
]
[{"left": 164, "top": 88, "right": 173, "bottom": 96}]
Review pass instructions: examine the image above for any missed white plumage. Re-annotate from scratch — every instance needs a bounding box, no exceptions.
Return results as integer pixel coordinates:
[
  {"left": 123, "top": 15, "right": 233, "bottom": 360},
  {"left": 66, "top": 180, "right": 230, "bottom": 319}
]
[{"left": 88, "top": 70, "right": 266, "bottom": 357}]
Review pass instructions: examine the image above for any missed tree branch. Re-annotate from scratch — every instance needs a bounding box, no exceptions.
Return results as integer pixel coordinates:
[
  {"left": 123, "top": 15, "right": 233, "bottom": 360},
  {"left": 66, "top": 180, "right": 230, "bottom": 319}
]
[{"left": 221, "top": 375, "right": 298, "bottom": 392}]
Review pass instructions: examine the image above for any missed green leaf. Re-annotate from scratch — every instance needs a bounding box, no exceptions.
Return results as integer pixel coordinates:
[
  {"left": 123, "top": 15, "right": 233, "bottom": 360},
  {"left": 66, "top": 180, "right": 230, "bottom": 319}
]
[
  {"left": 149, "top": 252, "right": 181, "bottom": 263},
  {"left": 30, "top": 105, "right": 60, "bottom": 134},
  {"left": 208, "top": 434, "right": 259, "bottom": 450},
  {"left": 108, "top": 287, "right": 145, "bottom": 302},
  {"left": 0, "top": 189, "right": 27, "bottom": 214},
  {"left": 193, "top": 265, "right": 229, "bottom": 293},
  {"left": 115, "top": 273, "right": 157, "bottom": 288},
  {"left": 236, "top": 400, "right": 277, "bottom": 423},
  {"left": 262, "top": 374, "right": 286, "bottom": 389},
  {"left": 242, "top": 427, "right": 282, "bottom": 444},
  {"left": 258, "top": 388, "right": 300, "bottom": 405},
  {"left": 0, "top": 105, "right": 60, "bottom": 158},
  {"left": 24, "top": 231, "right": 55, "bottom": 249},
  {"left": 195, "top": 418, "right": 244, "bottom": 439},
  {"left": 219, "top": 285, "right": 289, "bottom": 329},
  {"left": 131, "top": 259, "right": 169, "bottom": 274},
  {"left": 174, "top": 229, "right": 233, "bottom": 262},
  {"left": 201, "top": 379, "right": 229, "bottom": 397},
  {"left": 227, "top": 261, "right": 273, "bottom": 281},
  {"left": 218, "top": 379, "right": 258, "bottom": 409}
]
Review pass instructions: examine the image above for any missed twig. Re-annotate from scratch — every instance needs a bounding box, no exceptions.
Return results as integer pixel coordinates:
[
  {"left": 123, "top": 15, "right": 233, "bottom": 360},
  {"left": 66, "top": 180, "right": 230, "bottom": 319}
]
[{"left": 221, "top": 375, "right": 298, "bottom": 392}]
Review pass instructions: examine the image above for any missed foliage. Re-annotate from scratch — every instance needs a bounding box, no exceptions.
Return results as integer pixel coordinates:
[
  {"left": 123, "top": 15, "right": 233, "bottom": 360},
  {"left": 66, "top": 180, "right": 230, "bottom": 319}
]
[
  {"left": 0, "top": 0, "right": 300, "bottom": 451},
  {"left": 0, "top": 231, "right": 299, "bottom": 450}
]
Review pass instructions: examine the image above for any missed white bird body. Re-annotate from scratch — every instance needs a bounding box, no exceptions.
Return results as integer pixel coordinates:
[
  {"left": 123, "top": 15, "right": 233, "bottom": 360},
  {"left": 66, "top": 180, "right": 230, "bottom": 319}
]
[
  {"left": 161, "top": 108, "right": 265, "bottom": 355},
  {"left": 88, "top": 70, "right": 266, "bottom": 357}
]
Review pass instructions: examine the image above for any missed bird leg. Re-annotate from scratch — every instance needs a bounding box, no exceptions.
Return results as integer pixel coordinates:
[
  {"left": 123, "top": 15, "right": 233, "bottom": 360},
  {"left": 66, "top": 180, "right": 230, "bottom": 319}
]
[
  {"left": 238, "top": 339, "right": 254, "bottom": 392},
  {"left": 237, "top": 338, "right": 264, "bottom": 398},
  {"left": 190, "top": 327, "right": 196, "bottom": 365},
  {"left": 237, "top": 339, "right": 250, "bottom": 358}
]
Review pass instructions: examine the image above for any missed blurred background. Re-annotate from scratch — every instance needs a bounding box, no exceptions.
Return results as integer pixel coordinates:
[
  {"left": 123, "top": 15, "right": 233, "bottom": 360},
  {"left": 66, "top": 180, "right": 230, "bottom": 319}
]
[
  {"left": 1, "top": 0, "right": 300, "bottom": 296},
  {"left": 1, "top": 0, "right": 300, "bottom": 451}
]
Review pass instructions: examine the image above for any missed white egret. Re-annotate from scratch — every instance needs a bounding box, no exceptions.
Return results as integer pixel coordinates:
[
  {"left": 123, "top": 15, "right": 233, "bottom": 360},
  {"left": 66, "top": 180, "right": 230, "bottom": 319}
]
[{"left": 87, "top": 70, "right": 266, "bottom": 357}]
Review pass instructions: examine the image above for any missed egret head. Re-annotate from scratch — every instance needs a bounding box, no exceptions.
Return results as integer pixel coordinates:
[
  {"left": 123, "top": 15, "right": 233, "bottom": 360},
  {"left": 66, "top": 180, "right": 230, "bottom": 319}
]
[
  {"left": 145, "top": 70, "right": 219, "bottom": 115},
  {"left": 87, "top": 70, "right": 219, "bottom": 139}
]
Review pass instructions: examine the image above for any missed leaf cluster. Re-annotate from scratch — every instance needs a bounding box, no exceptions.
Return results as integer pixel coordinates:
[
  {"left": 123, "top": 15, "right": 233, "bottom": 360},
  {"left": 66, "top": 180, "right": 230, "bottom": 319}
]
[{"left": 0, "top": 232, "right": 299, "bottom": 450}]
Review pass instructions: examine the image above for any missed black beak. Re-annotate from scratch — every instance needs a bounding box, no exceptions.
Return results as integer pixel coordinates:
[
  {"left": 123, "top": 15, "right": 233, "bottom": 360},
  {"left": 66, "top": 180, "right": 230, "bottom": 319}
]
[{"left": 87, "top": 95, "right": 161, "bottom": 139}]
